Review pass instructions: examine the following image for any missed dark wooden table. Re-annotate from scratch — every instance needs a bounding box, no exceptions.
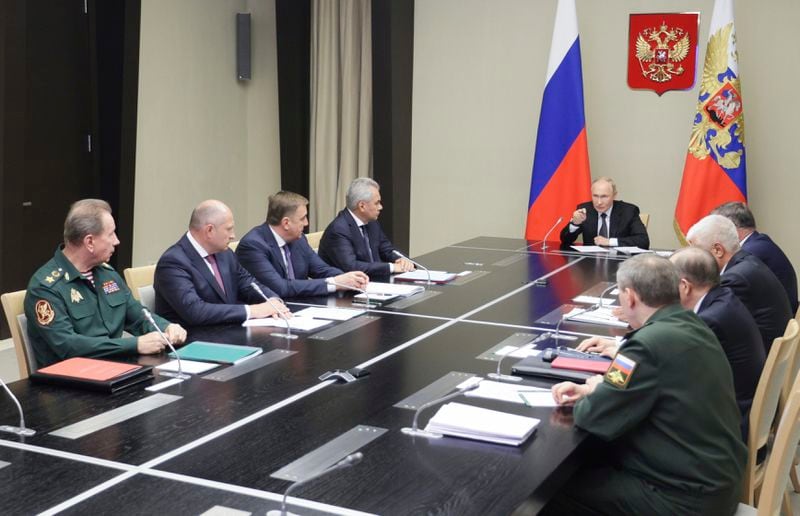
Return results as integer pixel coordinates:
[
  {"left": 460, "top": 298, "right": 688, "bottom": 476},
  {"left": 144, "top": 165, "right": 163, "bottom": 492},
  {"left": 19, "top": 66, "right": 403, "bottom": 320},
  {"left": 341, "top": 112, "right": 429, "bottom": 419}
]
[{"left": 0, "top": 237, "right": 624, "bottom": 515}]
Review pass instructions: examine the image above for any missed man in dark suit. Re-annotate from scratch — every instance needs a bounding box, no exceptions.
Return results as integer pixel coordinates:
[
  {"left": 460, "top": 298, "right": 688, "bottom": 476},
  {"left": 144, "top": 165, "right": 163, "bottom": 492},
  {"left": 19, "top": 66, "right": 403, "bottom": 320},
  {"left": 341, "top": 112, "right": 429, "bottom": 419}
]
[
  {"left": 559, "top": 176, "right": 650, "bottom": 248},
  {"left": 154, "top": 200, "right": 290, "bottom": 327},
  {"left": 237, "top": 191, "right": 369, "bottom": 298},
  {"left": 318, "top": 178, "right": 415, "bottom": 277},
  {"left": 688, "top": 214, "right": 792, "bottom": 353},
  {"left": 670, "top": 247, "right": 765, "bottom": 435},
  {"left": 712, "top": 201, "right": 798, "bottom": 313}
]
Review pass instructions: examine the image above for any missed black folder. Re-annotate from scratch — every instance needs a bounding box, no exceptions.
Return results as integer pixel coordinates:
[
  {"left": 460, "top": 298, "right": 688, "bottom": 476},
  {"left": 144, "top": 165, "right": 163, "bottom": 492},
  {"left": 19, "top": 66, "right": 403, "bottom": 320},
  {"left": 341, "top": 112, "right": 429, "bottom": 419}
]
[{"left": 511, "top": 355, "right": 593, "bottom": 383}]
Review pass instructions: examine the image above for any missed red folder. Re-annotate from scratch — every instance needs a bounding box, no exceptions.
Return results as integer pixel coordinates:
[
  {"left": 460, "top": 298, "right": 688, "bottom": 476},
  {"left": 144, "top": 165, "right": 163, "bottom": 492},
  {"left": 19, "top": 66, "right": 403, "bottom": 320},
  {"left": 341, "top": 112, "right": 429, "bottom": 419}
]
[
  {"left": 32, "top": 358, "right": 152, "bottom": 393},
  {"left": 550, "top": 356, "right": 611, "bottom": 374},
  {"left": 37, "top": 357, "right": 141, "bottom": 381}
]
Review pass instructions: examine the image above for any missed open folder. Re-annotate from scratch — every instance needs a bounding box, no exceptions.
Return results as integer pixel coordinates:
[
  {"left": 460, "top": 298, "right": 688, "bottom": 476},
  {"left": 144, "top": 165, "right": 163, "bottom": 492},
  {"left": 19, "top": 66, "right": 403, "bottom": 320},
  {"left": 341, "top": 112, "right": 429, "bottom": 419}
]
[{"left": 424, "top": 402, "right": 539, "bottom": 446}]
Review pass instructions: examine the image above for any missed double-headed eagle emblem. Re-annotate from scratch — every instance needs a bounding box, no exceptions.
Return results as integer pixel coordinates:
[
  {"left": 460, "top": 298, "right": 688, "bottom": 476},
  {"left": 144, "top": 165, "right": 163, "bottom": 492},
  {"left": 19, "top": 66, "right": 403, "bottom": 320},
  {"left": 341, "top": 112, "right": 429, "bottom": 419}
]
[{"left": 635, "top": 23, "right": 691, "bottom": 83}]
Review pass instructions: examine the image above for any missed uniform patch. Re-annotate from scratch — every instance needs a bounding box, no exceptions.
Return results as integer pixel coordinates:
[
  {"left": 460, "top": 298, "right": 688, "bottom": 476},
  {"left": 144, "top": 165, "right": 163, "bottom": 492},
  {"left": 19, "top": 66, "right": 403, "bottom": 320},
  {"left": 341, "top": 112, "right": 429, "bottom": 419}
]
[
  {"left": 604, "top": 353, "right": 637, "bottom": 389},
  {"left": 101, "top": 280, "right": 120, "bottom": 294},
  {"left": 70, "top": 288, "right": 84, "bottom": 303},
  {"left": 35, "top": 300, "right": 55, "bottom": 326}
]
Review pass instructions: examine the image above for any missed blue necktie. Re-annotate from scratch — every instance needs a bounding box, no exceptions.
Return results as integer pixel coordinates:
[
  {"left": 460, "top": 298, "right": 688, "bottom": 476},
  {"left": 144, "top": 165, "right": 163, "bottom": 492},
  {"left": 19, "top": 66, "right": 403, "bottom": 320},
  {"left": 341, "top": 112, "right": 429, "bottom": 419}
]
[
  {"left": 283, "top": 245, "right": 295, "bottom": 280},
  {"left": 361, "top": 226, "right": 374, "bottom": 262}
]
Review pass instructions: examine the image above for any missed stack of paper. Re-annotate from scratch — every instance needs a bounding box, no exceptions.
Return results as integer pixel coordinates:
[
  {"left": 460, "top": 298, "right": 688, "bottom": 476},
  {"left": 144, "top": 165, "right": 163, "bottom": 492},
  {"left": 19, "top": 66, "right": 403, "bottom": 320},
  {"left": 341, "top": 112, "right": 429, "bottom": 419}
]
[
  {"left": 354, "top": 281, "right": 424, "bottom": 303},
  {"left": 571, "top": 245, "right": 612, "bottom": 253},
  {"left": 614, "top": 246, "right": 652, "bottom": 254},
  {"left": 394, "top": 270, "right": 457, "bottom": 284},
  {"left": 156, "top": 360, "right": 220, "bottom": 374},
  {"left": 242, "top": 317, "right": 332, "bottom": 331},
  {"left": 292, "top": 307, "right": 365, "bottom": 321},
  {"left": 464, "top": 380, "right": 550, "bottom": 405},
  {"left": 424, "top": 402, "right": 540, "bottom": 446},
  {"left": 564, "top": 306, "right": 629, "bottom": 328}
]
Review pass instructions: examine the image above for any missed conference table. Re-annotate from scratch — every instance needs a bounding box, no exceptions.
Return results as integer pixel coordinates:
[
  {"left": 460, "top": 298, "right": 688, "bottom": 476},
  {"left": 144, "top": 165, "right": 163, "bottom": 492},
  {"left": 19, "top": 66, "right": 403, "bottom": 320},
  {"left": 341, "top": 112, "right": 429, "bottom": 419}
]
[{"left": 0, "top": 237, "right": 633, "bottom": 515}]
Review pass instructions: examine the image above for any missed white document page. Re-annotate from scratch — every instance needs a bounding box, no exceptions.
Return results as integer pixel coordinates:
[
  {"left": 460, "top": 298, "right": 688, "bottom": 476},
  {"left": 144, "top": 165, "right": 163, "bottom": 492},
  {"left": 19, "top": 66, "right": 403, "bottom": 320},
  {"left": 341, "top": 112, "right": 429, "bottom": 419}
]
[
  {"left": 571, "top": 245, "right": 612, "bottom": 253},
  {"left": 463, "top": 380, "right": 550, "bottom": 405},
  {"left": 394, "top": 270, "right": 456, "bottom": 282},
  {"left": 242, "top": 317, "right": 332, "bottom": 331},
  {"left": 293, "top": 307, "right": 365, "bottom": 321},
  {"left": 155, "top": 359, "right": 220, "bottom": 374}
]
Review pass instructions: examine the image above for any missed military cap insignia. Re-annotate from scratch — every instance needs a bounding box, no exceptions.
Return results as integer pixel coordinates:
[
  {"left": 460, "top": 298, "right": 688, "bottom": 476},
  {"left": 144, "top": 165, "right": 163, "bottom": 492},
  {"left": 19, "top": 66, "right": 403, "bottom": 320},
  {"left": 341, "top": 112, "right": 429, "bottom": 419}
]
[
  {"left": 604, "top": 353, "right": 637, "bottom": 389},
  {"left": 35, "top": 300, "right": 55, "bottom": 326},
  {"left": 102, "top": 280, "right": 120, "bottom": 294},
  {"left": 70, "top": 288, "right": 84, "bottom": 304}
]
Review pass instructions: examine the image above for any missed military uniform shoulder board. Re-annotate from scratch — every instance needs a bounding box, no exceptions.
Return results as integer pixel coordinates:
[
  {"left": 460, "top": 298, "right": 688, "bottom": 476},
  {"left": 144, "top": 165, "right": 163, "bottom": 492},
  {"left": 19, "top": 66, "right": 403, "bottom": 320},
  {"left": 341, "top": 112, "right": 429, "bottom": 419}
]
[
  {"left": 41, "top": 269, "right": 64, "bottom": 287},
  {"left": 604, "top": 352, "right": 637, "bottom": 389}
]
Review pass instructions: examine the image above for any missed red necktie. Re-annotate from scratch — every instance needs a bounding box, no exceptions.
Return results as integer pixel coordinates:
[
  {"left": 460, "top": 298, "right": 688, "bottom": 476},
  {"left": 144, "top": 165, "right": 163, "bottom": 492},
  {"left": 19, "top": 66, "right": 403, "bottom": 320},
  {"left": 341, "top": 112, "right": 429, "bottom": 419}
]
[{"left": 205, "top": 254, "right": 226, "bottom": 294}]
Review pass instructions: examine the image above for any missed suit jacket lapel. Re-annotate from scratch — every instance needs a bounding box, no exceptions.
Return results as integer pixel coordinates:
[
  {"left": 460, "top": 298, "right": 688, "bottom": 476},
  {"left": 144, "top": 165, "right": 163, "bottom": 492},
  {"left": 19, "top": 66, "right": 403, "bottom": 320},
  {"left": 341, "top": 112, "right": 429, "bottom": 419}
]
[
  {"left": 179, "top": 236, "right": 226, "bottom": 302},
  {"left": 347, "top": 215, "right": 369, "bottom": 261},
  {"left": 262, "top": 225, "right": 289, "bottom": 277},
  {"left": 609, "top": 202, "right": 622, "bottom": 238}
]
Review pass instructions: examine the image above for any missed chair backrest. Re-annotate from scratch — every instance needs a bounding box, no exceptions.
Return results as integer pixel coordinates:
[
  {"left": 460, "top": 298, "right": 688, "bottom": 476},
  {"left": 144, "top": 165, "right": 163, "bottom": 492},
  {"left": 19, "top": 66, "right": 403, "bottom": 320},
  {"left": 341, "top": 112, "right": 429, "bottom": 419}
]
[
  {"left": 1, "top": 290, "right": 34, "bottom": 379},
  {"left": 123, "top": 265, "right": 156, "bottom": 301},
  {"left": 228, "top": 240, "right": 239, "bottom": 252},
  {"left": 756, "top": 372, "right": 800, "bottom": 515},
  {"left": 779, "top": 317, "right": 800, "bottom": 420},
  {"left": 138, "top": 285, "right": 156, "bottom": 312},
  {"left": 743, "top": 318, "right": 799, "bottom": 503},
  {"left": 306, "top": 231, "right": 324, "bottom": 252},
  {"left": 639, "top": 213, "right": 650, "bottom": 228}
]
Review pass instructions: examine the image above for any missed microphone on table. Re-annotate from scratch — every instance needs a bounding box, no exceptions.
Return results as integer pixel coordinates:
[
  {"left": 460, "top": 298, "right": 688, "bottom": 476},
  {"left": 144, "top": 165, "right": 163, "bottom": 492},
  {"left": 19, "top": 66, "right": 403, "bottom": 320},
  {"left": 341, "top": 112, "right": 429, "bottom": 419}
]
[
  {"left": 142, "top": 308, "right": 189, "bottom": 380},
  {"left": 401, "top": 381, "right": 480, "bottom": 439},
  {"left": 597, "top": 282, "right": 618, "bottom": 309},
  {"left": 0, "top": 376, "right": 35, "bottom": 437},
  {"left": 392, "top": 250, "right": 431, "bottom": 285},
  {"left": 551, "top": 283, "right": 619, "bottom": 345},
  {"left": 250, "top": 282, "right": 297, "bottom": 340},
  {"left": 488, "top": 331, "right": 553, "bottom": 383},
  {"left": 266, "top": 452, "right": 364, "bottom": 516},
  {"left": 329, "top": 281, "right": 371, "bottom": 311},
  {"left": 540, "top": 216, "right": 563, "bottom": 252}
]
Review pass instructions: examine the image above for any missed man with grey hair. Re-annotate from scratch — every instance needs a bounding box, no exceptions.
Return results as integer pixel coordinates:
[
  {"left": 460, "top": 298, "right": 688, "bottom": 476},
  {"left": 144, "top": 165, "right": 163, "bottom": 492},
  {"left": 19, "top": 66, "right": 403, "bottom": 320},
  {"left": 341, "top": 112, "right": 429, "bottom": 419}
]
[
  {"left": 559, "top": 176, "right": 649, "bottom": 248},
  {"left": 544, "top": 254, "right": 745, "bottom": 515},
  {"left": 687, "top": 214, "right": 791, "bottom": 353},
  {"left": 712, "top": 201, "right": 797, "bottom": 312},
  {"left": 670, "top": 247, "right": 764, "bottom": 435},
  {"left": 154, "top": 199, "right": 289, "bottom": 327},
  {"left": 318, "top": 177, "right": 415, "bottom": 276},
  {"left": 25, "top": 199, "right": 187, "bottom": 368}
]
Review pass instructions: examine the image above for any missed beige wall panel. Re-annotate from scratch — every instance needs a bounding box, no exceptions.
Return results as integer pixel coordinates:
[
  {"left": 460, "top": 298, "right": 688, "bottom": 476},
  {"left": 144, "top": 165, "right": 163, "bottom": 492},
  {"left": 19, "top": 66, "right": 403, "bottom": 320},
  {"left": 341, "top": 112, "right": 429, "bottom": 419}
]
[{"left": 133, "top": 0, "right": 280, "bottom": 266}]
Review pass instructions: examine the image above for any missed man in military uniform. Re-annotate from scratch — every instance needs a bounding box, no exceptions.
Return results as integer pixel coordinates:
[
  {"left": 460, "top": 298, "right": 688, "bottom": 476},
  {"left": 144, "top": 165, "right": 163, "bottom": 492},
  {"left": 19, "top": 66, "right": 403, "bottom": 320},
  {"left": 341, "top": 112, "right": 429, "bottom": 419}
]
[
  {"left": 25, "top": 199, "right": 187, "bottom": 368},
  {"left": 544, "top": 254, "right": 745, "bottom": 515}
]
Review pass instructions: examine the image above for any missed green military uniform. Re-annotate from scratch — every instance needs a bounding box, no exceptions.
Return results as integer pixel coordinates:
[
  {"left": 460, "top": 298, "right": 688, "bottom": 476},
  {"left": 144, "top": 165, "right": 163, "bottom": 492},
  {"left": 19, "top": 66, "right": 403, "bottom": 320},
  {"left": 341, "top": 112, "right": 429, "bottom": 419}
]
[
  {"left": 546, "top": 304, "right": 747, "bottom": 515},
  {"left": 25, "top": 248, "right": 171, "bottom": 368}
]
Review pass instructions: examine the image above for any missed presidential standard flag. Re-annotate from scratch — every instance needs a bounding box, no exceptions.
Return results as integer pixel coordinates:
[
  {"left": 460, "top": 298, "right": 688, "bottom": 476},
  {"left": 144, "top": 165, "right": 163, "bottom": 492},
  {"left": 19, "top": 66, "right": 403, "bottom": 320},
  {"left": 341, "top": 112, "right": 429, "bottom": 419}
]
[
  {"left": 674, "top": 0, "right": 746, "bottom": 240},
  {"left": 525, "top": 0, "right": 591, "bottom": 241}
]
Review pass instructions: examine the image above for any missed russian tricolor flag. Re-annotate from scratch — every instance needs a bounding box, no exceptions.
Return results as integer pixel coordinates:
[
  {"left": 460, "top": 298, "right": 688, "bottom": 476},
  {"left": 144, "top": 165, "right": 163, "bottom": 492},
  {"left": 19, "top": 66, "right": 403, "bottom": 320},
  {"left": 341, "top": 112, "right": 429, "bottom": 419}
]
[
  {"left": 674, "top": 0, "right": 746, "bottom": 240},
  {"left": 525, "top": 0, "right": 591, "bottom": 241}
]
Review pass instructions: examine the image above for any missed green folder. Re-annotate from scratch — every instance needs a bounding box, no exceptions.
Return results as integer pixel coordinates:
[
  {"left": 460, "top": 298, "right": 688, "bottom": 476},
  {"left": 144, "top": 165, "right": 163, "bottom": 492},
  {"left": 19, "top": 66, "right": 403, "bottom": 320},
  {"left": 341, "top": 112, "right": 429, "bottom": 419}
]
[{"left": 169, "top": 341, "right": 262, "bottom": 365}]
